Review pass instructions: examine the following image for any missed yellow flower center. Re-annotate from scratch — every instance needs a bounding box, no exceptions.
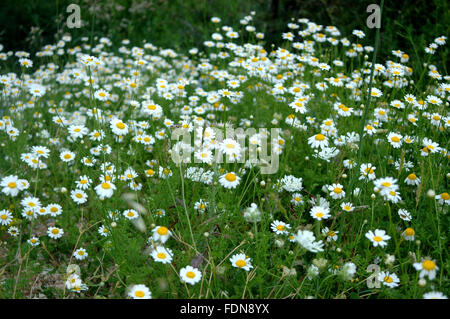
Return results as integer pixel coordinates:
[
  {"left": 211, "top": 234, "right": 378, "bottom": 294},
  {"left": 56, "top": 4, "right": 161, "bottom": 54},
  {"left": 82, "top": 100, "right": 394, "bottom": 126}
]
[
  {"left": 225, "top": 173, "right": 236, "bottom": 182},
  {"left": 404, "top": 228, "right": 415, "bottom": 236},
  {"left": 391, "top": 136, "right": 400, "bottom": 143},
  {"left": 236, "top": 260, "right": 247, "bottom": 268},
  {"left": 373, "top": 236, "right": 383, "bottom": 242},
  {"left": 316, "top": 212, "right": 324, "bottom": 218},
  {"left": 51, "top": 229, "right": 59, "bottom": 235},
  {"left": 101, "top": 183, "right": 110, "bottom": 189},
  {"left": 315, "top": 134, "right": 326, "bottom": 141},
  {"left": 381, "top": 182, "right": 391, "bottom": 187},
  {"left": 276, "top": 225, "right": 285, "bottom": 231},
  {"left": 440, "top": 192, "right": 450, "bottom": 200},
  {"left": 8, "top": 182, "right": 17, "bottom": 188},
  {"left": 384, "top": 276, "right": 393, "bottom": 283},
  {"left": 408, "top": 174, "right": 417, "bottom": 180},
  {"left": 186, "top": 271, "right": 196, "bottom": 279},
  {"left": 116, "top": 122, "right": 125, "bottom": 129},
  {"left": 157, "top": 252, "right": 166, "bottom": 259},
  {"left": 135, "top": 291, "right": 145, "bottom": 298},
  {"left": 50, "top": 207, "right": 58, "bottom": 213},
  {"left": 333, "top": 187, "right": 342, "bottom": 194},
  {"left": 157, "top": 227, "right": 169, "bottom": 236},
  {"left": 422, "top": 260, "right": 436, "bottom": 271}
]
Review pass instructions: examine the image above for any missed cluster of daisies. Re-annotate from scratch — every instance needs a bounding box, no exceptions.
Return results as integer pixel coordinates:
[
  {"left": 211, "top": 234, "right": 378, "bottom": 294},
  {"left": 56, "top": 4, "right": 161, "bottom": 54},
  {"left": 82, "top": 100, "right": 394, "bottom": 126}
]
[{"left": 0, "top": 11, "right": 448, "bottom": 299}]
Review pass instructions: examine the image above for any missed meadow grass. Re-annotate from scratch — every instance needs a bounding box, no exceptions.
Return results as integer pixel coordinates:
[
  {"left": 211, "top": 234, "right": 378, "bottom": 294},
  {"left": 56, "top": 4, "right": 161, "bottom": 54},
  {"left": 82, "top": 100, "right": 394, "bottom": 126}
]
[{"left": 0, "top": 7, "right": 448, "bottom": 299}]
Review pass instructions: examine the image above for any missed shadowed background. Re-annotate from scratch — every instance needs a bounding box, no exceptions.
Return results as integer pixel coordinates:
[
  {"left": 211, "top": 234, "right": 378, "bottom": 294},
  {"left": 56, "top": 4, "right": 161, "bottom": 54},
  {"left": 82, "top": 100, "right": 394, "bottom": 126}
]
[{"left": 0, "top": 0, "right": 448, "bottom": 67}]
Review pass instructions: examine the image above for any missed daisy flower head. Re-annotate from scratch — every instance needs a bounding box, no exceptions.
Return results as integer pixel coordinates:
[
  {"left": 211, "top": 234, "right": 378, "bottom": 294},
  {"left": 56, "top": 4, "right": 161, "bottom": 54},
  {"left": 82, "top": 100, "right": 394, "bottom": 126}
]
[
  {"left": 374, "top": 177, "right": 399, "bottom": 195},
  {"left": 94, "top": 89, "right": 109, "bottom": 101},
  {"left": 308, "top": 133, "right": 329, "bottom": 149},
  {"left": 402, "top": 227, "right": 415, "bottom": 241},
  {"left": 28, "top": 236, "right": 40, "bottom": 246},
  {"left": 385, "top": 188, "right": 402, "bottom": 204},
  {"left": 60, "top": 150, "right": 76, "bottom": 163},
  {"left": 322, "top": 227, "right": 339, "bottom": 242},
  {"left": 0, "top": 209, "right": 13, "bottom": 226},
  {"left": 128, "top": 284, "right": 152, "bottom": 299},
  {"left": 151, "top": 226, "right": 172, "bottom": 243},
  {"left": 220, "top": 138, "right": 242, "bottom": 158},
  {"left": 71, "top": 189, "right": 88, "bottom": 204},
  {"left": 123, "top": 209, "right": 139, "bottom": 220},
  {"left": 8, "top": 226, "right": 19, "bottom": 237},
  {"left": 378, "top": 271, "right": 400, "bottom": 288},
  {"left": 328, "top": 183, "right": 345, "bottom": 199},
  {"left": 19, "top": 58, "right": 33, "bottom": 68},
  {"left": 398, "top": 208, "right": 412, "bottom": 221},
  {"left": 47, "top": 227, "right": 64, "bottom": 239},
  {"left": 94, "top": 181, "right": 116, "bottom": 200},
  {"left": 352, "top": 29, "right": 365, "bottom": 38},
  {"left": 154, "top": 208, "right": 166, "bottom": 218},
  {"left": 46, "top": 204, "right": 62, "bottom": 217},
  {"left": 1, "top": 175, "right": 23, "bottom": 197},
  {"left": 194, "top": 199, "right": 208, "bottom": 213},
  {"left": 98, "top": 225, "right": 110, "bottom": 237},
  {"left": 340, "top": 202, "right": 354, "bottom": 212},
  {"left": 271, "top": 220, "right": 291, "bottom": 235},
  {"left": 32, "top": 146, "right": 50, "bottom": 158},
  {"left": 76, "top": 175, "right": 92, "bottom": 190},
  {"left": 73, "top": 248, "right": 88, "bottom": 260},
  {"left": 369, "top": 87, "right": 383, "bottom": 98},
  {"left": 404, "top": 173, "right": 420, "bottom": 186},
  {"left": 387, "top": 132, "right": 403, "bottom": 149},
  {"left": 435, "top": 192, "right": 450, "bottom": 205},
  {"left": 230, "top": 253, "right": 253, "bottom": 271},
  {"left": 310, "top": 205, "right": 331, "bottom": 221},
  {"left": 110, "top": 118, "right": 129, "bottom": 136},
  {"left": 219, "top": 172, "right": 241, "bottom": 189},
  {"left": 151, "top": 246, "right": 173, "bottom": 264},
  {"left": 20, "top": 197, "right": 41, "bottom": 212},
  {"left": 180, "top": 265, "right": 202, "bottom": 285},
  {"left": 365, "top": 229, "right": 390, "bottom": 247},
  {"left": 291, "top": 193, "right": 304, "bottom": 206},
  {"left": 413, "top": 259, "right": 438, "bottom": 280}
]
